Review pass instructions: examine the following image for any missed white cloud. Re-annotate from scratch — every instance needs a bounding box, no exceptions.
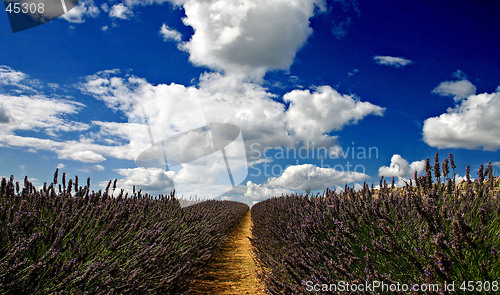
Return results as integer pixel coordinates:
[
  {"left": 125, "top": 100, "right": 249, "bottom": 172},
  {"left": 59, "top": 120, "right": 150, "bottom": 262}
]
[
  {"left": 109, "top": 167, "right": 175, "bottom": 195},
  {"left": 81, "top": 71, "right": 290, "bottom": 159},
  {"left": 432, "top": 79, "right": 477, "bottom": 101},
  {"left": 60, "top": 150, "right": 106, "bottom": 163},
  {"left": 242, "top": 180, "right": 292, "bottom": 200},
  {"left": 199, "top": 74, "right": 384, "bottom": 157},
  {"left": 373, "top": 55, "right": 414, "bottom": 68},
  {"left": 196, "top": 73, "right": 294, "bottom": 156},
  {"left": 0, "top": 104, "right": 10, "bottom": 123},
  {"left": 0, "top": 66, "right": 136, "bottom": 165},
  {"left": 47, "top": 83, "right": 60, "bottom": 90},
  {"left": 248, "top": 158, "right": 273, "bottom": 167},
  {"left": 100, "top": 3, "right": 109, "bottom": 12},
  {"left": 79, "top": 69, "right": 148, "bottom": 113},
  {"left": 177, "top": 0, "right": 325, "bottom": 80},
  {"left": 284, "top": 86, "right": 385, "bottom": 151},
  {"left": 69, "top": 0, "right": 326, "bottom": 80},
  {"left": 61, "top": 0, "right": 100, "bottom": 23},
  {"left": 77, "top": 69, "right": 384, "bottom": 200},
  {"left": 378, "top": 154, "right": 425, "bottom": 180},
  {"left": 172, "top": 156, "right": 248, "bottom": 199},
  {"left": 81, "top": 70, "right": 384, "bottom": 162},
  {"left": 109, "top": 3, "right": 134, "bottom": 20},
  {"left": 57, "top": 163, "right": 65, "bottom": 169},
  {"left": 83, "top": 164, "right": 105, "bottom": 172},
  {"left": 455, "top": 174, "right": 466, "bottom": 184},
  {"left": 90, "top": 121, "right": 133, "bottom": 145},
  {"left": 0, "top": 65, "right": 27, "bottom": 85},
  {"left": 0, "top": 133, "right": 132, "bottom": 163},
  {"left": 423, "top": 89, "right": 500, "bottom": 151},
  {"left": 0, "top": 94, "right": 88, "bottom": 136},
  {"left": 266, "top": 163, "right": 369, "bottom": 190},
  {"left": 0, "top": 65, "right": 39, "bottom": 92},
  {"left": 159, "top": 24, "right": 182, "bottom": 42},
  {"left": 0, "top": 69, "right": 132, "bottom": 162},
  {"left": 0, "top": 64, "right": 384, "bottom": 201}
]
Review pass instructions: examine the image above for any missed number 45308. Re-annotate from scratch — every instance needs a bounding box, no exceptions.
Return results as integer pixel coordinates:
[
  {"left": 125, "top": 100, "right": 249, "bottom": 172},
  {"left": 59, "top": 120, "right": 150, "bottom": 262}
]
[
  {"left": 5, "top": 2, "right": 45, "bottom": 14},
  {"left": 459, "top": 281, "right": 498, "bottom": 292}
]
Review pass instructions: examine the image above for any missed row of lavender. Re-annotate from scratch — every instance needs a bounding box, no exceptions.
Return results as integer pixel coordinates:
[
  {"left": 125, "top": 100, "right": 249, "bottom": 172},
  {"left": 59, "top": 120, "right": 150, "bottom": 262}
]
[
  {"left": 251, "top": 154, "right": 500, "bottom": 294},
  {"left": 0, "top": 171, "right": 248, "bottom": 294}
]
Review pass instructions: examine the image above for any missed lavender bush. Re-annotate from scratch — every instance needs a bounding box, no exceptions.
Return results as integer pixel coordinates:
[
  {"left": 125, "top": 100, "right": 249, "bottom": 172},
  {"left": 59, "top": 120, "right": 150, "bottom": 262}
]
[
  {"left": 0, "top": 171, "right": 248, "bottom": 294},
  {"left": 251, "top": 155, "right": 500, "bottom": 294}
]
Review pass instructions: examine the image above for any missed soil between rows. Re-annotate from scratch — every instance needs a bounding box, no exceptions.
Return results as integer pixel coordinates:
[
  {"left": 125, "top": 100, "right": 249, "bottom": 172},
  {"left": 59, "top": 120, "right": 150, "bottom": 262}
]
[{"left": 190, "top": 210, "right": 266, "bottom": 294}]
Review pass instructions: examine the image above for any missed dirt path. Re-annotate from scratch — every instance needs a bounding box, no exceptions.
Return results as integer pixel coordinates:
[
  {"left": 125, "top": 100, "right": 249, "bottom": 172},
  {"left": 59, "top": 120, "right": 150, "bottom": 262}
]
[{"left": 190, "top": 210, "right": 266, "bottom": 294}]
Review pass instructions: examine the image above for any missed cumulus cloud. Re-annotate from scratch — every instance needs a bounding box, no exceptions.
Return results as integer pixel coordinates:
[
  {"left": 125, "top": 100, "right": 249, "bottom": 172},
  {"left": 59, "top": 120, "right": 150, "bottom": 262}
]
[
  {"left": 170, "top": 155, "right": 249, "bottom": 199},
  {"left": 77, "top": 69, "right": 383, "bottom": 200},
  {"left": 432, "top": 79, "right": 477, "bottom": 101},
  {"left": 159, "top": 24, "right": 182, "bottom": 42},
  {"left": 61, "top": 0, "right": 100, "bottom": 23},
  {"left": 284, "top": 86, "right": 385, "bottom": 151},
  {"left": 90, "top": 121, "right": 133, "bottom": 145},
  {"left": 235, "top": 161, "right": 370, "bottom": 203},
  {"left": 267, "top": 163, "right": 369, "bottom": 190},
  {"left": 64, "top": 0, "right": 326, "bottom": 80},
  {"left": 423, "top": 89, "right": 500, "bottom": 151},
  {"left": 110, "top": 167, "right": 175, "bottom": 195},
  {"left": 177, "top": 0, "right": 325, "bottom": 80},
  {"left": 81, "top": 71, "right": 285, "bottom": 157},
  {"left": 373, "top": 56, "right": 414, "bottom": 68},
  {"left": 0, "top": 105, "right": 10, "bottom": 123},
  {"left": 378, "top": 154, "right": 425, "bottom": 179},
  {"left": 79, "top": 69, "right": 148, "bottom": 113},
  {"left": 81, "top": 70, "right": 384, "bottom": 160},
  {"left": 196, "top": 73, "right": 293, "bottom": 154},
  {"left": 1, "top": 64, "right": 384, "bottom": 201},
  {"left": 242, "top": 180, "right": 292, "bottom": 200},
  {"left": 109, "top": 3, "right": 133, "bottom": 19}
]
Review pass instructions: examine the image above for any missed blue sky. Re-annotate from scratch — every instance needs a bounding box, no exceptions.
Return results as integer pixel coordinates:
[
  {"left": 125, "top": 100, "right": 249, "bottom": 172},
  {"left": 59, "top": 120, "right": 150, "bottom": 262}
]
[{"left": 1, "top": 0, "right": 499, "bottom": 205}]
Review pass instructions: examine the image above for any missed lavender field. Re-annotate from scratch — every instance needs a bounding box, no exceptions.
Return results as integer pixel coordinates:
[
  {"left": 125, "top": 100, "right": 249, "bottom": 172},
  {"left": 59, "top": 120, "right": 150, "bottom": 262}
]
[
  {"left": 0, "top": 171, "right": 248, "bottom": 294},
  {"left": 1, "top": 155, "right": 499, "bottom": 294},
  {"left": 251, "top": 155, "right": 500, "bottom": 294}
]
